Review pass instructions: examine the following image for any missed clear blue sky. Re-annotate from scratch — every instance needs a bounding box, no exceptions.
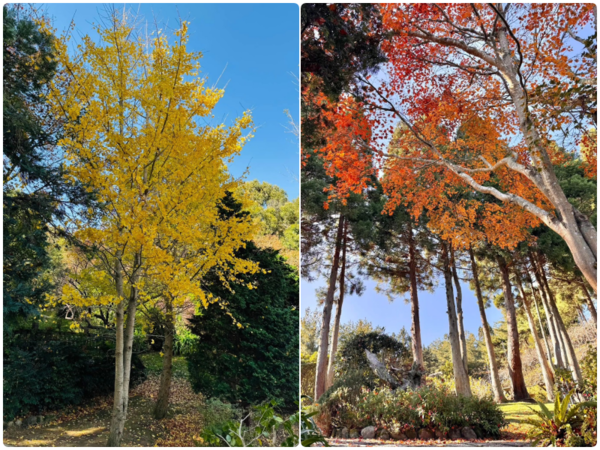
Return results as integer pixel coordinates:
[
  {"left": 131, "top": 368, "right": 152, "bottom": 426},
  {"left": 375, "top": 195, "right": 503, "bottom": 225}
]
[
  {"left": 41, "top": 3, "right": 299, "bottom": 199},
  {"left": 301, "top": 276, "right": 505, "bottom": 347}
]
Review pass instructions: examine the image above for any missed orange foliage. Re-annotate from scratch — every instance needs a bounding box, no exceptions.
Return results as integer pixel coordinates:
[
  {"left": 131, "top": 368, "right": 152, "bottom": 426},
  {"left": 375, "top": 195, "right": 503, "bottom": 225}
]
[{"left": 310, "top": 3, "right": 596, "bottom": 249}]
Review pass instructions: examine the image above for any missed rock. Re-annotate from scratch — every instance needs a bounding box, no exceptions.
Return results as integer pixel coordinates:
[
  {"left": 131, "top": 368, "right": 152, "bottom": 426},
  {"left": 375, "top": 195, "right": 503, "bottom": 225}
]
[
  {"left": 390, "top": 430, "right": 407, "bottom": 440},
  {"left": 7, "top": 421, "right": 14, "bottom": 429},
  {"left": 361, "top": 426, "right": 377, "bottom": 439},
  {"left": 404, "top": 428, "right": 417, "bottom": 439},
  {"left": 349, "top": 429, "right": 360, "bottom": 439},
  {"left": 14, "top": 419, "right": 22, "bottom": 428},
  {"left": 26, "top": 416, "right": 38, "bottom": 426},
  {"left": 419, "top": 428, "right": 435, "bottom": 440},
  {"left": 341, "top": 428, "right": 349, "bottom": 439},
  {"left": 379, "top": 429, "right": 390, "bottom": 440},
  {"left": 435, "top": 429, "right": 446, "bottom": 439},
  {"left": 448, "top": 428, "right": 462, "bottom": 440},
  {"left": 461, "top": 426, "right": 477, "bottom": 440}
]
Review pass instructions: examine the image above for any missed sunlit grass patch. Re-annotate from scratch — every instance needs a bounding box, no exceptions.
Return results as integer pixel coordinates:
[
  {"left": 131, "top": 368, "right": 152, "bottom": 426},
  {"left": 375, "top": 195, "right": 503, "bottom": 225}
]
[{"left": 65, "top": 426, "right": 106, "bottom": 437}]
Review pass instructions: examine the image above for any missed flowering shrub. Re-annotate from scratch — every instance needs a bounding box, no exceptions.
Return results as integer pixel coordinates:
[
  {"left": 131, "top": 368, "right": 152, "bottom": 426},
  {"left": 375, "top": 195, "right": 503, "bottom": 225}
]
[{"left": 319, "top": 385, "right": 506, "bottom": 438}]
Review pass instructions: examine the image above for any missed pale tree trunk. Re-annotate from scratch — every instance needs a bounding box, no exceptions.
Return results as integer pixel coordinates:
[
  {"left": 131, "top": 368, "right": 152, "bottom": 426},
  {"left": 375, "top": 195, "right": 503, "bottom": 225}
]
[
  {"left": 108, "top": 256, "right": 125, "bottom": 447},
  {"left": 315, "top": 215, "right": 345, "bottom": 400},
  {"left": 529, "top": 254, "right": 565, "bottom": 368},
  {"left": 528, "top": 275, "right": 554, "bottom": 372},
  {"left": 154, "top": 298, "right": 174, "bottom": 419},
  {"left": 468, "top": 247, "right": 505, "bottom": 403},
  {"left": 536, "top": 254, "right": 583, "bottom": 383},
  {"left": 326, "top": 220, "right": 348, "bottom": 389},
  {"left": 497, "top": 254, "right": 529, "bottom": 401},
  {"left": 494, "top": 18, "right": 598, "bottom": 292},
  {"left": 581, "top": 282, "right": 597, "bottom": 324},
  {"left": 407, "top": 225, "right": 423, "bottom": 368},
  {"left": 118, "top": 253, "right": 141, "bottom": 438},
  {"left": 396, "top": 12, "right": 598, "bottom": 291},
  {"left": 450, "top": 245, "right": 468, "bottom": 375},
  {"left": 441, "top": 242, "right": 471, "bottom": 397},
  {"left": 515, "top": 271, "right": 555, "bottom": 401}
]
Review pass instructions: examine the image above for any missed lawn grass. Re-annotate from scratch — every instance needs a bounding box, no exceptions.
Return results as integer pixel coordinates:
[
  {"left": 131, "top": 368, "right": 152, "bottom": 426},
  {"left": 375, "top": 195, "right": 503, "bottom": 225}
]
[
  {"left": 499, "top": 401, "right": 554, "bottom": 438},
  {"left": 139, "top": 352, "right": 189, "bottom": 379},
  {"left": 499, "top": 401, "right": 554, "bottom": 423}
]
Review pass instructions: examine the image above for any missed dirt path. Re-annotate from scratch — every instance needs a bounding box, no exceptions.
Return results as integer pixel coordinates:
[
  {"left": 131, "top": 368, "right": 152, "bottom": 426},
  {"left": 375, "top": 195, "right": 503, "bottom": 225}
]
[{"left": 3, "top": 375, "right": 205, "bottom": 447}]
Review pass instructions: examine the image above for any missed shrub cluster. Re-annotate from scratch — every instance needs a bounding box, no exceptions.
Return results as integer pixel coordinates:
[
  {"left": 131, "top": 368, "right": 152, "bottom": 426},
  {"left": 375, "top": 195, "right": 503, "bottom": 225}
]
[
  {"left": 4, "top": 332, "right": 146, "bottom": 420},
  {"left": 319, "top": 385, "right": 506, "bottom": 439}
]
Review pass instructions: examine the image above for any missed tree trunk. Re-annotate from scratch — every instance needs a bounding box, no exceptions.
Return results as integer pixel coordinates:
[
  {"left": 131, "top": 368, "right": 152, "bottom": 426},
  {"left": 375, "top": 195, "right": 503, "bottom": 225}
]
[
  {"left": 529, "top": 281, "right": 554, "bottom": 373},
  {"left": 108, "top": 257, "right": 125, "bottom": 447},
  {"left": 496, "top": 254, "right": 529, "bottom": 401},
  {"left": 315, "top": 215, "right": 345, "bottom": 400},
  {"left": 441, "top": 242, "right": 471, "bottom": 397},
  {"left": 581, "top": 282, "right": 597, "bottom": 324},
  {"left": 450, "top": 245, "right": 468, "bottom": 375},
  {"left": 515, "top": 271, "right": 555, "bottom": 401},
  {"left": 495, "top": 23, "right": 598, "bottom": 292},
  {"left": 326, "top": 220, "right": 348, "bottom": 389},
  {"left": 536, "top": 252, "right": 583, "bottom": 383},
  {"left": 468, "top": 246, "right": 505, "bottom": 403},
  {"left": 154, "top": 298, "right": 174, "bottom": 419},
  {"left": 529, "top": 254, "right": 565, "bottom": 368},
  {"left": 407, "top": 224, "right": 424, "bottom": 368}
]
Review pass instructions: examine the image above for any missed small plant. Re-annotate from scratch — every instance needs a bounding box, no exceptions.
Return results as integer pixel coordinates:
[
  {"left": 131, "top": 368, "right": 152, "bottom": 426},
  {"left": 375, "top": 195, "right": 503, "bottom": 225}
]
[
  {"left": 198, "top": 400, "right": 299, "bottom": 447},
  {"left": 300, "top": 396, "right": 329, "bottom": 447},
  {"left": 525, "top": 389, "right": 597, "bottom": 447},
  {"left": 172, "top": 325, "right": 200, "bottom": 357}
]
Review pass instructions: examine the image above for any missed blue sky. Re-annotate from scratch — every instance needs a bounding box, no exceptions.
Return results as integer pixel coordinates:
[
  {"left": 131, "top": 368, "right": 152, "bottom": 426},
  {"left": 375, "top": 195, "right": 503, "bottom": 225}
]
[
  {"left": 41, "top": 3, "right": 299, "bottom": 199},
  {"left": 301, "top": 277, "right": 505, "bottom": 347}
]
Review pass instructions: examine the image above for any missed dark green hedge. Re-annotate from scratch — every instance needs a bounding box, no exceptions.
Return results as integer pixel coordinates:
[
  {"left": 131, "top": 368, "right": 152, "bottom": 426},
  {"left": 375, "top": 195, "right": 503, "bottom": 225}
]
[{"left": 4, "top": 332, "right": 146, "bottom": 420}]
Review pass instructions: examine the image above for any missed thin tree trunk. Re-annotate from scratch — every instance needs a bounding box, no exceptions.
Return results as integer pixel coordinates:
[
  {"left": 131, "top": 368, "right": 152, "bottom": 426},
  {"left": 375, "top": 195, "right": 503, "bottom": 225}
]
[
  {"left": 407, "top": 224, "right": 424, "bottom": 368},
  {"left": 529, "top": 278, "right": 554, "bottom": 373},
  {"left": 315, "top": 215, "right": 345, "bottom": 400},
  {"left": 118, "top": 253, "right": 141, "bottom": 438},
  {"left": 515, "top": 271, "right": 555, "bottom": 401},
  {"left": 326, "top": 220, "right": 348, "bottom": 389},
  {"left": 536, "top": 252, "right": 583, "bottom": 383},
  {"left": 441, "top": 242, "right": 471, "bottom": 397},
  {"left": 468, "top": 246, "right": 505, "bottom": 403},
  {"left": 529, "top": 254, "right": 565, "bottom": 368},
  {"left": 108, "top": 256, "right": 125, "bottom": 447},
  {"left": 450, "top": 245, "right": 468, "bottom": 375},
  {"left": 497, "top": 254, "right": 529, "bottom": 401},
  {"left": 154, "top": 298, "right": 174, "bottom": 419}
]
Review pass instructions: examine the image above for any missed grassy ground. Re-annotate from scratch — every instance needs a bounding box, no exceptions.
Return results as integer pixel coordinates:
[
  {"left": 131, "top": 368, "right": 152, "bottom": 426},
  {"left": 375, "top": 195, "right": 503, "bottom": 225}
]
[
  {"left": 3, "top": 352, "right": 205, "bottom": 447},
  {"left": 498, "top": 401, "right": 553, "bottom": 440}
]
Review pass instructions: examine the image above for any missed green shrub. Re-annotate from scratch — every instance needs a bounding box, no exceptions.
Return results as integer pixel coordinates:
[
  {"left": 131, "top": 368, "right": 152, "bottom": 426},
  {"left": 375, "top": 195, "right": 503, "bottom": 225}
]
[
  {"left": 525, "top": 389, "right": 597, "bottom": 447},
  {"left": 3, "top": 332, "right": 146, "bottom": 420},
  {"left": 198, "top": 400, "right": 299, "bottom": 447},
  {"left": 320, "top": 385, "right": 506, "bottom": 438},
  {"left": 173, "top": 325, "right": 200, "bottom": 357},
  {"left": 199, "top": 398, "right": 243, "bottom": 430}
]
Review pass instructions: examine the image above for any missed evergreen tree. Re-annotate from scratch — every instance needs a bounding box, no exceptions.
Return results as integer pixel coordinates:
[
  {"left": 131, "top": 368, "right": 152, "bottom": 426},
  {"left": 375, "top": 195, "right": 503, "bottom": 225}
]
[{"left": 187, "top": 242, "right": 299, "bottom": 411}]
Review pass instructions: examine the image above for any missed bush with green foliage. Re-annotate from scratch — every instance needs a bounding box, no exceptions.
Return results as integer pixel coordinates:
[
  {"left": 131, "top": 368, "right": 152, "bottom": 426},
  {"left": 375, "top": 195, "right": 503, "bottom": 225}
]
[
  {"left": 199, "top": 400, "right": 299, "bottom": 447},
  {"left": 187, "top": 242, "right": 299, "bottom": 411},
  {"left": 332, "top": 331, "right": 410, "bottom": 392},
  {"left": 3, "top": 332, "right": 146, "bottom": 420},
  {"left": 319, "top": 385, "right": 506, "bottom": 439}
]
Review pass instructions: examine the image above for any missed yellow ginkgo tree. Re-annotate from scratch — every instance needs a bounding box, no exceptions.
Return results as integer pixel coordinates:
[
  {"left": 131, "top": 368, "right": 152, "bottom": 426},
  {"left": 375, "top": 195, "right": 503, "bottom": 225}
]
[{"left": 46, "top": 11, "right": 259, "bottom": 446}]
